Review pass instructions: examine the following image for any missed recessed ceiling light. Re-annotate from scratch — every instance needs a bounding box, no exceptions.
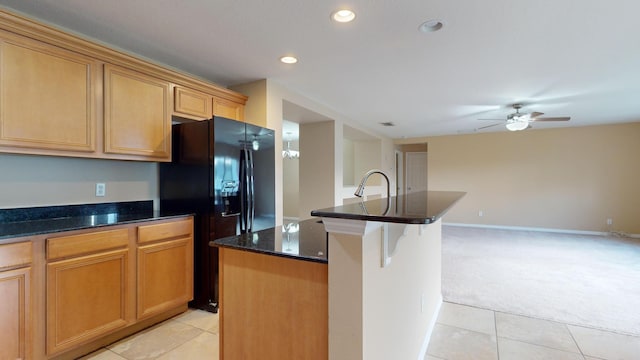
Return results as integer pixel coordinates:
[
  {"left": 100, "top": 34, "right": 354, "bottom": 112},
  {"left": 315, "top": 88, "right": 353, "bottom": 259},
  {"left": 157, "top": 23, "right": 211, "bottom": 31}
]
[
  {"left": 331, "top": 9, "right": 356, "bottom": 23},
  {"left": 419, "top": 19, "right": 444, "bottom": 33},
  {"left": 280, "top": 56, "right": 298, "bottom": 64}
]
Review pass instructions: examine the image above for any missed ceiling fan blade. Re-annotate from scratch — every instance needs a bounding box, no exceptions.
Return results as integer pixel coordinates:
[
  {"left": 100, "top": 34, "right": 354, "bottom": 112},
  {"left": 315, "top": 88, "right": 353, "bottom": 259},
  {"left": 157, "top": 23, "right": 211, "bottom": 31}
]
[
  {"left": 531, "top": 116, "right": 570, "bottom": 122},
  {"left": 530, "top": 112, "right": 544, "bottom": 118},
  {"left": 476, "top": 123, "right": 502, "bottom": 130}
]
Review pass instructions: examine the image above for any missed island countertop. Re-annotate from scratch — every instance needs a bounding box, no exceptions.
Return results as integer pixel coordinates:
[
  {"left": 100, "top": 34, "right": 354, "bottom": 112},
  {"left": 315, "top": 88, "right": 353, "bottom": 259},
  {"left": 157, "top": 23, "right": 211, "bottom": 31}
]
[
  {"left": 211, "top": 218, "right": 327, "bottom": 263},
  {"left": 311, "top": 190, "right": 465, "bottom": 224}
]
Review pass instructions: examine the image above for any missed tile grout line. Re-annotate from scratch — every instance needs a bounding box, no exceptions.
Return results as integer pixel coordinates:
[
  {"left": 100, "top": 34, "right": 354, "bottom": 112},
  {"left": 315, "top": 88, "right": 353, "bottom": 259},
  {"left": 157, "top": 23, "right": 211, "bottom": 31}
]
[
  {"left": 434, "top": 321, "right": 496, "bottom": 338},
  {"left": 565, "top": 323, "right": 588, "bottom": 359},
  {"left": 494, "top": 309, "right": 500, "bottom": 360},
  {"left": 496, "top": 335, "right": 591, "bottom": 358}
]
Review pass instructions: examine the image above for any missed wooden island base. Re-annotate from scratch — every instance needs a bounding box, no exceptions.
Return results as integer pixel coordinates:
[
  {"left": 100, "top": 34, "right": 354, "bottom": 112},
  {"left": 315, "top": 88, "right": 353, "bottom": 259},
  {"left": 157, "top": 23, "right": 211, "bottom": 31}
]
[{"left": 218, "top": 248, "right": 328, "bottom": 360}]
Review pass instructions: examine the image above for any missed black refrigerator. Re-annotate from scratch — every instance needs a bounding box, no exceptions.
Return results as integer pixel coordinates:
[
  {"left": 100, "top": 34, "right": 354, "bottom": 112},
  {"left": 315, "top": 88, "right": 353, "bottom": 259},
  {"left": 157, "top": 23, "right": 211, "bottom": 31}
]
[{"left": 159, "top": 116, "right": 275, "bottom": 313}]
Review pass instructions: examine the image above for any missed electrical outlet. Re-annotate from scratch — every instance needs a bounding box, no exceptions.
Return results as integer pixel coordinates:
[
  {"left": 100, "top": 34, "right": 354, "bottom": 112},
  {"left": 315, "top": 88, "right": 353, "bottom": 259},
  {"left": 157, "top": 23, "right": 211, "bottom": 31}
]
[
  {"left": 607, "top": 218, "right": 613, "bottom": 225},
  {"left": 95, "top": 183, "right": 106, "bottom": 197},
  {"left": 478, "top": 210, "right": 483, "bottom": 217}
]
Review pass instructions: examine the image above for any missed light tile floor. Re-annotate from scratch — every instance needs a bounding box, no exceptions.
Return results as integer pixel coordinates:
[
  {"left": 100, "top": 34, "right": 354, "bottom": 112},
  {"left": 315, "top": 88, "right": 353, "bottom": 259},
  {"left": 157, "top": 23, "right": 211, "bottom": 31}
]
[
  {"left": 82, "top": 302, "right": 640, "bottom": 360},
  {"left": 427, "top": 302, "right": 640, "bottom": 360},
  {"left": 81, "top": 309, "right": 219, "bottom": 360}
]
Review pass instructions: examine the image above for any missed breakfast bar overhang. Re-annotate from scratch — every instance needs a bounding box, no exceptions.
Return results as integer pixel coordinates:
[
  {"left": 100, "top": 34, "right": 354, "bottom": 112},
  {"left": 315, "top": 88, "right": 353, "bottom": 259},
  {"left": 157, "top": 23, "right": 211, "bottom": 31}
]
[{"left": 311, "top": 190, "right": 465, "bottom": 360}]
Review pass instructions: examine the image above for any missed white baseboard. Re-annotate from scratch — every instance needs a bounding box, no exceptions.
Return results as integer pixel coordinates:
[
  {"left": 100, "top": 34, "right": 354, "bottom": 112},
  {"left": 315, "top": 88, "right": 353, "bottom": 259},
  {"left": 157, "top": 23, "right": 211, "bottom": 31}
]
[
  {"left": 418, "top": 294, "right": 443, "bottom": 360},
  {"left": 443, "top": 222, "right": 640, "bottom": 239}
]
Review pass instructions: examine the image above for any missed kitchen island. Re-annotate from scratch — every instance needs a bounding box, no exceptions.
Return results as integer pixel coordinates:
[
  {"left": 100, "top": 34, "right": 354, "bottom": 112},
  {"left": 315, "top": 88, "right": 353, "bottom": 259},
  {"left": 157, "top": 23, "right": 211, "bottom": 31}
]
[
  {"left": 212, "top": 218, "right": 328, "bottom": 359},
  {"left": 211, "top": 190, "right": 464, "bottom": 360}
]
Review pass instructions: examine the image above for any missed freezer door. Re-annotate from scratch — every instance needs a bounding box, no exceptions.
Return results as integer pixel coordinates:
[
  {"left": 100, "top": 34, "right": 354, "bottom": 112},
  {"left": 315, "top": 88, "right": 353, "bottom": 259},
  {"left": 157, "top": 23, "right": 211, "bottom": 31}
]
[
  {"left": 245, "top": 123, "right": 275, "bottom": 231},
  {"left": 212, "top": 118, "right": 245, "bottom": 219}
]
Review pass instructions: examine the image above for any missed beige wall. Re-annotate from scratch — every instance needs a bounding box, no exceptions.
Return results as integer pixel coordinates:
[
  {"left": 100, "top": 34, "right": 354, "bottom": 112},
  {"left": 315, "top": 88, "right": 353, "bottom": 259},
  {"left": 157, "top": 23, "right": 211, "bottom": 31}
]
[
  {"left": 232, "top": 79, "right": 395, "bottom": 222},
  {"left": 299, "top": 121, "right": 336, "bottom": 220},
  {"left": 353, "top": 140, "right": 383, "bottom": 186},
  {"left": 0, "top": 153, "right": 158, "bottom": 209},
  {"left": 343, "top": 139, "right": 355, "bottom": 185},
  {"left": 397, "top": 122, "right": 640, "bottom": 234}
]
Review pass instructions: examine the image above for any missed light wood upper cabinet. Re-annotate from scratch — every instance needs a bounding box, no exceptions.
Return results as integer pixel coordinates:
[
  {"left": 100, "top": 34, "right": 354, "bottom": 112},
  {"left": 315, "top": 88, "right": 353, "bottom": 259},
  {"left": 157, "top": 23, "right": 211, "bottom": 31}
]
[
  {"left": 174, "top": 86, "right": 212, "bottom": 120},
  {"left": 104, "top": 64, "right": 171, "bottom": 161},
  {"left": 0, "top": 241, "right": 32, "bottom": 360},
  {"left": 213, "top": 97, "right": 244, "bottom": 121},
  {"left": 0, "top": 31, "right": 98, "bottom": 153},
  {"left": 0, "top": 9, "right": 247, "bottom": 161}
]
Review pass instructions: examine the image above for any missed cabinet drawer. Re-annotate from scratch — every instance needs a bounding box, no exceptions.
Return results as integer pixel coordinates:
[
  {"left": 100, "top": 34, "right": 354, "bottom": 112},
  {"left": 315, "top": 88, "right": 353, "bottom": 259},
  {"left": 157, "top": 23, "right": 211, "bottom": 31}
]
[
  {"left": 47, "top": 228, "right": 129, "bottom": 260},
  {"left": 138, "top": 219, "right": 193, "bottom": 244},
  {"left": 0, "top": 241, "right": 32, "bottom": 269}
]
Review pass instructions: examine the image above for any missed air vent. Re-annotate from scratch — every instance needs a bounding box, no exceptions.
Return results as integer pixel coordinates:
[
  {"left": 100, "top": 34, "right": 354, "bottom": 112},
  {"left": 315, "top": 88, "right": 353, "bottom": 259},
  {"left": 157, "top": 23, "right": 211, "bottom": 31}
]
[{"left": 379, "top": 122, "right": 395, "bottom": 127}]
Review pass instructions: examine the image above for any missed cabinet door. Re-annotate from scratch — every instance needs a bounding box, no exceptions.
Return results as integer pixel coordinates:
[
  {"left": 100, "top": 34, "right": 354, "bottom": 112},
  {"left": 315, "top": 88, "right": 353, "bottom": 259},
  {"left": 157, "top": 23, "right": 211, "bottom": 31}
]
[
  {"left": 46, "top": 248, "right": 129, "bottom": 355},
  {"left": 213, "top": 97, "right": 244, "bottom": 121},
  {"left": 0, "top": 31, "right": 97, "bottom": 153},
  {"left": 0, "top": 267, "right": 30, "bottom": 360},
  {"left": 174, "top": 86, "right": 212, "bottom": 120},
  {"left": 104, "top": 64, "right": 171, "bottom": 160},
  {"left": 137, "top": 237, "right": 193, "bottom": 320}
]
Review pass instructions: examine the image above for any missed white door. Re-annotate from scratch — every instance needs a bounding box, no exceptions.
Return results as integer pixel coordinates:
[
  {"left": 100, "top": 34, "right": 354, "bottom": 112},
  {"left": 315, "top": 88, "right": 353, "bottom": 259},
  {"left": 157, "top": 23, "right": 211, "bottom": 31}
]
[
  {"left": 405, "top": 152, "right": 427, "bottom": 194},
  {"left": 395, "top": 150, "right": 404, "bottom": 196}
]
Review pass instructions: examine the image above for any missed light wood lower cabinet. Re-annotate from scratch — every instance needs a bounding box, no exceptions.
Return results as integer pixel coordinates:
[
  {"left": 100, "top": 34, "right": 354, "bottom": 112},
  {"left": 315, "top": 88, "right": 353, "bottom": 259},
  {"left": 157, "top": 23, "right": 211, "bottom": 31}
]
[
  {"left": 137, "top": 219, "right": 194, "bottom": 320},
  {"left": 137, "top": 238, "right": 193, "bottom": 319},
  {"left": 38, "top": 217, "right": 193, "bottom": 358},
  {"left": 46, "top": 249, "right": 129, "bottom": 355},
  {"left": 0, "top": 266, "right": 31, "bottom": 360},
  {"left": 45, "top": 229, "right": 130, "bottom": 356}
]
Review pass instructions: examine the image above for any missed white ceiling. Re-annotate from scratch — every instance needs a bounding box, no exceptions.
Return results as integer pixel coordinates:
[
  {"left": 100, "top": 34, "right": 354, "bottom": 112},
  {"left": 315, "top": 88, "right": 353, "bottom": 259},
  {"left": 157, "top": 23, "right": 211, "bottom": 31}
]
[{"left": 3, "top": 0, "right": 639, "bottom": 138}]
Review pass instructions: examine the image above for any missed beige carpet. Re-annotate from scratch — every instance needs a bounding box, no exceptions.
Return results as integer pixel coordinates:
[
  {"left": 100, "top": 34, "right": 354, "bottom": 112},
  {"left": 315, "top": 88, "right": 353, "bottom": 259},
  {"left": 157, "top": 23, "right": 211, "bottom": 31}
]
[{"left": 441, "top": 225, "right": 640, "bottom": 336}]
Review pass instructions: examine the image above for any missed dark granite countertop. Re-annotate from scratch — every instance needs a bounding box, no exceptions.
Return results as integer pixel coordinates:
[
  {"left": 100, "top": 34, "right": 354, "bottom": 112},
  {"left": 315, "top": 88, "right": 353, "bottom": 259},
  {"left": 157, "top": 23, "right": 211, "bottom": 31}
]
[
  {"left": 211, "top": 218, "right": 327, "bottom": 264},
  {"left": 0, "top": 201, "right": 191, "bottom": 242},
  {"left": 311, "top": 190, "right": 466, "bottom": 224}
]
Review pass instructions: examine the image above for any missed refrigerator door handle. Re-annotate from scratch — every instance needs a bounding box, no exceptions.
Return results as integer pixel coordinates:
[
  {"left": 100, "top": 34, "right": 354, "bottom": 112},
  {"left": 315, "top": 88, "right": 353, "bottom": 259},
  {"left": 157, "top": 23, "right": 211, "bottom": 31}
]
[
  {"left": 248, "top": 149, "right": 255, "bottom": 232},
  {"left": 240, "top": 148, "right": 251, "bottom": 233},
  {"left": 239, "top": 148, "right": 246, "bottom": 232}
]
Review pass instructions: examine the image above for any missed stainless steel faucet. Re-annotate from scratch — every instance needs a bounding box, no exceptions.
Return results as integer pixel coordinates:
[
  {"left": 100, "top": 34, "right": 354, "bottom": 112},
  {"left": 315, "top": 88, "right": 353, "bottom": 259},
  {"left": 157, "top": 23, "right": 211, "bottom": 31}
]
[{"left": 354, "top": 169, "right": 390, "bottom": 199}]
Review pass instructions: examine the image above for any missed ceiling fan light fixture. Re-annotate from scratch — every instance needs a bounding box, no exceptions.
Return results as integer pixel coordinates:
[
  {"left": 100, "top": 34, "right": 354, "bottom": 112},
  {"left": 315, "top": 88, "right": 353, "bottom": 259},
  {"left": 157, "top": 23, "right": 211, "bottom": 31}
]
[
  {"left": 512, "top": 113, "right": 530, "bottom": 122},
  {"left": 506, "top": 120, "right": 529, "bottom": 131}
]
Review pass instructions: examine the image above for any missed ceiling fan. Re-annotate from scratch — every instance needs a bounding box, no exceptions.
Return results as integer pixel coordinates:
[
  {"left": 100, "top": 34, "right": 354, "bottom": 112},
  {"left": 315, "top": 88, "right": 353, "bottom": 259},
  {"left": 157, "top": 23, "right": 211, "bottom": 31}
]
[{"left": 477, "top": 104, "right": 570, "bottom": 131}]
